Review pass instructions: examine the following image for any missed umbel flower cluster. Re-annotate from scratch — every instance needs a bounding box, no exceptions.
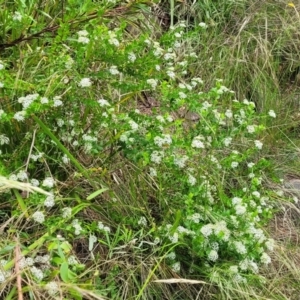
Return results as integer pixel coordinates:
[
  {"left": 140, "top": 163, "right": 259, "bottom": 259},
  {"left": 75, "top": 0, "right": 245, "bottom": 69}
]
[{"left": 0, "top": 17, "right": 277, "bottom": 286}]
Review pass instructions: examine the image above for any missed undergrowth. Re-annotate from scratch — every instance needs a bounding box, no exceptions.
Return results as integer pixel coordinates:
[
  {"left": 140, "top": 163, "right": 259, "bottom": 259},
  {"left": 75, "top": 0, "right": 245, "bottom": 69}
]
[{"left": 0, "top": 0, "right": 300, "bottom": 299}]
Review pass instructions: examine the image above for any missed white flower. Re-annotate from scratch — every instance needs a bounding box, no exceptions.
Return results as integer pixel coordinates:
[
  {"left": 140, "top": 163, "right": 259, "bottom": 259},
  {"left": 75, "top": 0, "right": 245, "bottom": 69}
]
[
  {"left": 174, "top": 155, "right": 189, "bottom": 169},
  {"left": 254, "top": 140, "right": 263, "bottom": 149},
  {"left": 78, "top": 36, "right": 90, "bottom": 44},
  {"left": 178, "top": 91, "right": 187, "bottom": 99},
  {"left": 128, "top": 52, "right": 136, "bottom": 62},
  {"left": 0, "top": 62, "right": 4, "bottom": 70},
  {"left": 62, "top": 207, "right": 72, "bottom": 218},
  {"left": 149, "top": 167, "right": 157, "bottom": 177},
  {"left": 42, "top": 177, "right": 55, "bottom": 188},
  {"left": 45, "top": 281, "right": 59, "bottom": 296},
  {"left": 186, "top": 174, "right": 196, "bottom": 186},
  {"left": 231, "top": 161, "right": 239, "bottom": 168},
  {"left": 171, "top": 262, "right": 181, "bottom": 272},
  {"left": 247, "top": 125, "right": 255, "bottom": 133},
  {"left": 232, "top": 197, "right": 242, "bottom": 205},
  {"left": 234, "top": 241, "right": 247, "bottom": 254},
  {"left": 265, "top": 239, "right": 275, "bottom": 251},
  {"left": 77, "top": 30, "right": 89, "bottom": 44},
  {"left": 164, "top": 52, "right": 176, "bottom": 60},
  {"left": 30, "top": 266, "right": 44, "bottom": 281},
  {"left": 200, "top": 224, "right": 214, "bottom": 237},
  {"left": 68, "top": 255, "right": 79, "bottom": 265},
  {"left": 229, "top": 265, "right": 239, "bottom": 274},
  {"left": 17, "top": 170, "right": 28, "bottom": 181},
  {"left": 156, "top": 115, "right": 165, "bottom": 123},
  {"left": 169, "top": 232, "right": 179, "bottom": 243},
  {"left": 78, "top": 78, "right": 92, "bottom": 88},
  {"left": 138, "top": 216, "right": 147, "bottom": 226},
  {"left": 53, "top": 96, "right": 63, "bottom": 107},
  {"left": 12, "top": 11, "right": 22, "bottom": 21},
  {"left": 40, "top": 97, "right": 49, "bottom": 104},
  {"left": 199, "top": 22, "right": 208, "bottom": 29},
  {"left": 98, "top": 98, "right": 111, "bottom": 107},
  {"left": 155, "top": 64, "right": 161, "bottom": 71},
  {"left": 30, "top": 179, "right": 39, "bottom": 186},
  {"left": 247, "top": 162, "right": 255, "bottom": 168},
  {"left": 72, "top": 219, "right": 83, "bottom": 235},
  {"left": 108, "top": 31, "right": 119, "bottom": 46},
  {"left": 208, "top": 250, "right": 218, "bottom": 261},
  {"left": 235, "top": 204, "right": 246, "bottom": 215},
  {"left": 191, "top": 136, "right": 205, "bottom": 148},
  {"left": 0, "top": 134, "right": 9, "bottom": 145},
  {"left": 166, "top": 70, "right": 176, "bottom": 79},
  {"left": 62, "top": 154, "right": 70, "bottom": 164},
  {"left": 78, "top": 30, "right": 89, "bottom": 36},
  {"left": 32, "top": 211, "right": 45, "bottom": 224},
  {"left": 128, "top": 120, "right": 138, "bottom": 131},
  {"left": 223, "top": 137, "right": 232, "bottom": 146},
  {"left": 268, "top": 110, "right": 276, "bottom": 118},
  {"left": 14, "top": 111, "right": 26, "bottom": 121},
  {"left": 154, "top": 134, "right": 172, "bottom": 148},
  {"left": 150, "top": 151, "right": 164, "bottom": 164},
  {"left": 109, "top": 65, "right": 120, "bottom": 75},
  {"left": 44, "top": 194, "right": 55, "bottom": 207},
  {"left": 225, "top": 109, "right": 233, "bottom": 118},
  {"left": 166, "top": 252, "right": 176, "bottom": 260},
  {"left": 252, "top": 191, "right": 260, "bottom": 198},
  {"left": 260, "top": 252, "right": 271, "bottom": 264},
  {"left": 146, "top": 78, "right": 158, "bottom": 89},
  {"left": 0, "top": 82, "right": 4, "bottom": 88}
]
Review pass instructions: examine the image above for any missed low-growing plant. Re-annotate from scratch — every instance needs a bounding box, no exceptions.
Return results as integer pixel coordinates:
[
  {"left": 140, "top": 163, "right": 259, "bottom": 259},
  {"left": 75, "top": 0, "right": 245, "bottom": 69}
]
[{"left": 0, "top": 1, "right": 284, "bottom": 299}]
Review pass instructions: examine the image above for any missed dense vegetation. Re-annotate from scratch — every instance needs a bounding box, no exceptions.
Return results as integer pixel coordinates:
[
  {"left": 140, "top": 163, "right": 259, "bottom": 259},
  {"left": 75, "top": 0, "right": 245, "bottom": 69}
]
[{"left": 0, "top": 1, "right": 300, "bottom": 299}]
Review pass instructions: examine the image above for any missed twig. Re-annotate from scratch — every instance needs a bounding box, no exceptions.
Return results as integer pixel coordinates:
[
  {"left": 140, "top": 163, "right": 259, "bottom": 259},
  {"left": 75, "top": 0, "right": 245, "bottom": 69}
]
[{"left": 14, "top": 236, "right": 24, "bottom": 300}]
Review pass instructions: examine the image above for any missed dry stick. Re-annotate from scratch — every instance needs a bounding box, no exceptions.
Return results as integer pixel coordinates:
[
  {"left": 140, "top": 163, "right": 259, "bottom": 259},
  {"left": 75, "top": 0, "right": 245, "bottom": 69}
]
[
  {"left": 14, "top": 236, "right": 23, "bottom": 300},
  {"left": 24, "top": 129, "right": 37, "bottom": 198}
]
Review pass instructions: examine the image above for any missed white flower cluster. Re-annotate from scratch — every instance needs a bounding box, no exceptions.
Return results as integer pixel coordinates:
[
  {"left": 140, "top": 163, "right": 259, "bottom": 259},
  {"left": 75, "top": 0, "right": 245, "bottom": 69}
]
[
  {"left": 78, "top": 77, "right": 92, "bottom": 88},
  {"left": 30, "top": 152, "right": 44, "bottom": 161},
  {"left": 146, "top": 78, "right": 158, "bottom": 89},
  {"left": 109, "top": 65, "right": 120, "bottom": 75},
  {"left": 44, "top": 193, "right": 55, "bottom": 208},
  {"left": 200, "top": 221, "right": 230, "bottom": 241},
  {"left": 32, "top": 211, "right": 45, "bottom": 224},
  {"left": 62, "top": 207, "right": 72, "bottom": 218},
  {"left": 187, "top": 213, "right": 202, "bottom": 223},
  {"left": 98, "top": 98, "right": 110, "bottom": 107},
  {"left": 98, "top": 221, "right": 111, "bottom": 233},
  {"left": 154, "top": 134, "right": 172, "bottom": 148},
  {"left": 150, "top": 151, "right": 164, "bottom": 164},
  {"left": 18, "top": 93, "right": 39, "bottom": 110},
  {"left": 191, "top": 135, "right": 205, "bottom": 148},
  {"left": 72, "top": 219, "right": 83, "bottom": 235},
  {"left": 137, "top": 216, "right": 147, "bottom": 226},
  {"left": 42, "top": 177, "right": 55, "bottom": 188},
  {"left": 0, "top": 260, "right": 12, "bottom": 283},
  {"left": 77, "top": 30, "right": 90, "bottom": 44},
  {"left": 173, "top": 155, "right": 188, "bottom": 168},
  {"left": 0, "top": 134, "right": 9, "bottom": 145},
  {"left": 45, "top": 281, "right": 60, "bottom": 296},
  {"left": 108, "top": 31, "right": 119, "bottom": 47},
  {"left": 13, "top": 111, "right": 26, "bottom": 122}
]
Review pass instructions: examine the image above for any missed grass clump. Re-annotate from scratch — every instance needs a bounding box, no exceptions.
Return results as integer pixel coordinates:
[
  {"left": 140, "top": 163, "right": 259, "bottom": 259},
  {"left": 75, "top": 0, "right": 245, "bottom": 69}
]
[{"left": 0, "top": 1, "right": 299, "bottom": 299}]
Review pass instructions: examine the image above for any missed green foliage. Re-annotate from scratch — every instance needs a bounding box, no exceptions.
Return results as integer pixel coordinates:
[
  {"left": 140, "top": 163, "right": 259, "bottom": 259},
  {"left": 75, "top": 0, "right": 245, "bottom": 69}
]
[{"left": 0, "top": 0, "right": 296, "bottom": 299}]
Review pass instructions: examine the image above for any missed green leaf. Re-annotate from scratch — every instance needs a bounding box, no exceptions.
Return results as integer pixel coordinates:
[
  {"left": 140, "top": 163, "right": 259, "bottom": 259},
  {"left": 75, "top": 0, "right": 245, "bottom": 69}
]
[
  {"left": 86, "top": 188, "right": 108, "bottom": 201},
  {"left": 60, "top": 262, "right": 70, "bottom": 283}
]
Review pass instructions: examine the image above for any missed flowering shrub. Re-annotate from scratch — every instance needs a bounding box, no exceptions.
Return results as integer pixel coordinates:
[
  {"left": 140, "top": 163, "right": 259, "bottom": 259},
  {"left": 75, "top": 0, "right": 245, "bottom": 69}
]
[{"left": 0, "top": 3, "right": 279, "bottom": 297}]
